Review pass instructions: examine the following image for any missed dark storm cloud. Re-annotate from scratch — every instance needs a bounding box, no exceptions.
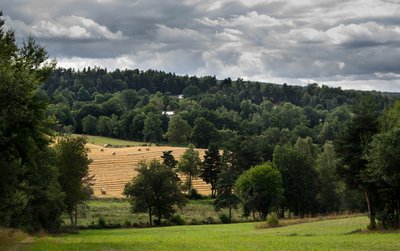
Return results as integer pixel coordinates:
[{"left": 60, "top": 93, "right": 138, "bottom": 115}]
[{"left": 2, "top": 0, "right": 400, "bottom": 92}]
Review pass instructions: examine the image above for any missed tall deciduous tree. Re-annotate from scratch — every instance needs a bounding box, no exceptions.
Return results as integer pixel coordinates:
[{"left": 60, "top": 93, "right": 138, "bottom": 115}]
[
  {"left": 55, "top": 136, "right": 93, "bottom": 226},
  {"left": 178, "top": 144, "right": 201, "bottom": 196},
  {"left": 123, "top": 160, "right": 186, "bottom": 225},
  {"left": 366, "top": 101, "right": 400, "bottom": 228},
  {"left": 143, "top": 112, "right": 163, "bottom": 142},
  {"left": 316, "top": 142, "right": 342, "bottom": 212},
  {"left": 0, "top": 13, "right": 63, "bottom": 232},
  {"left": 165, "top": 115, "right": 191, "bottom": 144},
  {"left": 335, "top": 95, "right": 379, "bottom": 229},
  {"left": 214, "top": 151, "right": 241, "bottom": 222},
  {"left": 191, "top": 117, "right": 218, "bottom": 148},
  {"left": 200, "top": 144, "right": 222, "bottom": 197},
  {"left": 235, "top": 162, "right": 283, "bottom": 220},
  {"left": 273, "top": 144, "right": 318, "bottom": 217}
]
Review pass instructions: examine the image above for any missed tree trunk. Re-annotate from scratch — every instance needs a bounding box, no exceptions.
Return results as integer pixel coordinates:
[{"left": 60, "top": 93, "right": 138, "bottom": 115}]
[
  {"left": 228, "top": 204, "right": 232, "bottom": 223},
  {"left": 69, "top": 210, "right": 74, "bottom": 226},
  {"left": 74, "top": 205, "right": 78, "bottom": 226},
  {"left": 188, "top": 173, "right": 192, "bottom": 196},
  {"left": 364, "top": 189, "right": 376, "bottom": 229},
  {"left": 148, "top": 208, "right": 152, "bottom": 226},
  {"left": 280, "top": 205, "right": 285, "bottom": 219},
  {"left": 397, "top": 200, "right": 400, "bottom": 228}
]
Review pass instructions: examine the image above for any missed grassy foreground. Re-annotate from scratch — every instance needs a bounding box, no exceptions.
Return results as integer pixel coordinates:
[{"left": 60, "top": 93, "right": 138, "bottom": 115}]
[{"left": 19, "top": 217, "right": 400, "bottom": 251}]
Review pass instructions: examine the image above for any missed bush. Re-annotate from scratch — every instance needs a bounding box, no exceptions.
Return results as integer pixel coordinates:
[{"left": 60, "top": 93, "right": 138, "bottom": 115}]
[
  {"left": 219, "top": 214, "right": 231, "bottom": 224},
  {"left": 204, "top": 216, "right": 218, "bottom": 224},
  {"left": 189, "top": 189, "right": 204, "bottom": 200},
  {"left": 98, "top": 217, "right": 107, "bottom": 228},
  {"left": 168, "top": 214, "right": 186, "bottom": 225},
  {"left": 124, "top": 220, "right": 131, "bottom": 227},
  {"left": 266, "top": 213, "right": 280, "bottom": 228}
]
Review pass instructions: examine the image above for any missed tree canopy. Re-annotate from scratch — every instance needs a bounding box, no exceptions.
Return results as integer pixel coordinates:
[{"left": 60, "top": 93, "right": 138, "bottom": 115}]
[{"left": 123, "top": 160, "right": 187, "bottom": 225}]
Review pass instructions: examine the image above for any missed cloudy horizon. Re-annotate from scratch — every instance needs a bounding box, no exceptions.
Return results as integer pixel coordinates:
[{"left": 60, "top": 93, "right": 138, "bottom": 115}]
[{"left": 2, "top": 0, "right": 400, "bottom": 92}]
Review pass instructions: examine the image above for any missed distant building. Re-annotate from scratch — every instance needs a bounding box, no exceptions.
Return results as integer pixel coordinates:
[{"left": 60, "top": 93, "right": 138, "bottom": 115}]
[{"left": 163, "top": 111, "right": 175, "bottom": 117}]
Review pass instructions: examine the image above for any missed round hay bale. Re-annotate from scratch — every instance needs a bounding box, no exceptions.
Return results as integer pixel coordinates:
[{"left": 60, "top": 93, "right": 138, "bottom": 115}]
[
  {"left": 137, "top": 148, "right": 141, "bottom": 151},
  {"left": 101, "top": 188, "right": 106, "bottom": 195},
  {"left": 100, "top": 148, "right": 104, "bottom": 152},
  {"left": 112, "top": 152, "right": 116, "bottom": 155},
  {"left": 146, "top": 147, "right": 150, "bottom": 151}
]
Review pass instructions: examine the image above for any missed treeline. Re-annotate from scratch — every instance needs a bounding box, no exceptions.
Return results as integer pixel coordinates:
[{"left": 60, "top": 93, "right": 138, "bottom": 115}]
[{"left": 42, "top": 67, "right": 394, "bottom": 149}]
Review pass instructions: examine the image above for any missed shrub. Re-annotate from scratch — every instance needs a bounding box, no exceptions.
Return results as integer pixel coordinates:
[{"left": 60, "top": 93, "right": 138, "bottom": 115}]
[
  {"left": 219, "top": 214, "right": 231, "bottom": 224},
  {"left": 124, "top": 220, "right": 131, "bottom": 227},
  {"left": 98, "top": 217, "right": 107, "bottom": 228},
  {"left": 189, "top": 189, "right": 204, "bottom": 200},
  {"left": 266, "top": 213, "right": 280, "bottom": 228},
  {"left": 168, "top": 214, "right": 186, "bottom": 225}
]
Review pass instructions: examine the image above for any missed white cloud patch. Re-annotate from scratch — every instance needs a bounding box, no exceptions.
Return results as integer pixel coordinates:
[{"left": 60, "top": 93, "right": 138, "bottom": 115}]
[
  {"left": 326, "top": 22, "right": 400, "bottom": 46},
  {"left": 31, "top": 15, "right": 126, "bottom": 40},
  {"left": 197, "top": 11, "right": 291, "bottom": 28}
]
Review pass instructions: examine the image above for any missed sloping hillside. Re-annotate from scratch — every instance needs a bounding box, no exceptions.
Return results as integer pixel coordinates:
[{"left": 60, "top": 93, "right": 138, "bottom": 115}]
[{"left": 87, "top": 143, "right": 210, "bottom": 197}]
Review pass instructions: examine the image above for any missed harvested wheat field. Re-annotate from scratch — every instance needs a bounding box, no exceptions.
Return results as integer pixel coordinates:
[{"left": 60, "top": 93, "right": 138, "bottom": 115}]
[{"left": 87, "top": 143, "right": 210, "bottom": 197}]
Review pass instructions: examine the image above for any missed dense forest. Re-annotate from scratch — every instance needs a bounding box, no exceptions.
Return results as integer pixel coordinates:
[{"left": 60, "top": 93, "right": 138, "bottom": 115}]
[{"left": 40, "top": 67, "right": 400, "bottom": 225}]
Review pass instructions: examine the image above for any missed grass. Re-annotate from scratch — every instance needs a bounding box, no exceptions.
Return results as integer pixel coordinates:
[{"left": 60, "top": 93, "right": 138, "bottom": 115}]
[
  {"left": 67, "top": 199, "right": 246, "bottom": 227},
  {"left": 256, "top": 213, "right": 365, "bottom": 229},
  {"left": 0, "top": 228, "right": 30, "bottom": 251},
  {"left": 71, "top": 134, "right": 147, "bottom": 146},
  {"left": 19, "top": 216, "right": 400, "bottom": 250}
]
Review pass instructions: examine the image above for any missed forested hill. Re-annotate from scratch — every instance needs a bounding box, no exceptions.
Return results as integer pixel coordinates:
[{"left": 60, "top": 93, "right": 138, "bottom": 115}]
[{"left": 41, "top": 67, "right": 398, "bottom": 165}]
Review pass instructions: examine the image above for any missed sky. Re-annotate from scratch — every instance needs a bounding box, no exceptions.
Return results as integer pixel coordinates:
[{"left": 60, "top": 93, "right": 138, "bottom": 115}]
[{"left": 2, "top": 0, "right": 400, "bottom": 92}]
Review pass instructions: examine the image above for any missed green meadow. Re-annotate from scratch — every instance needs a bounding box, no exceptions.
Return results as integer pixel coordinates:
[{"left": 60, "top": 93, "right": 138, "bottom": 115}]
[
  {"left": 71, "top": 134, "right": 147, "bottom": 146},
  {"left": 20, "top": 216, "right": 400, "bottom": 251}
]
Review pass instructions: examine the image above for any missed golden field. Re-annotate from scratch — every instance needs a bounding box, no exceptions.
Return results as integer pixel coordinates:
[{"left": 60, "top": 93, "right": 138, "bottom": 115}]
[{"left": 87, "top": 143, "right": 210, "bottom": 197}]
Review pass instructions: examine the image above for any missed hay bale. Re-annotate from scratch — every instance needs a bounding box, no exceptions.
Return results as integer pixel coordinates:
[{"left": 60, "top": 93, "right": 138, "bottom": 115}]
[
  {"left": 101, "top": 188, "right": 106, "bottom": 195},
  {"left": 100, "top": 148, "right": 104, "bottom": 152},
  {"left": 112, "top": 152, "right": 116, "bottom": 155},
  {"left": 104, "top": 144, "right": 109, "bottom": 147},
  {"left": 137, "top": 148, "right": 141, "bottom": 151},
  {"left": 146, "top": 147, "right": 150, "bottom": 151}
]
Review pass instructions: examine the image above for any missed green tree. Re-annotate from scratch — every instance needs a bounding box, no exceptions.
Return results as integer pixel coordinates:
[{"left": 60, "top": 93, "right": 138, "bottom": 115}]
[
  {"left": 161, "top": 150, "right": 178, "bottom": 169},
  {"left": 0, "top": 14, "right": 64, "bottom": 232},
  {"left": 366, "top": 101, "right": 400, "bottom": 228},
  {"left": 200, "top": 144, "right": 222, "bottom": 197},
  {"left": 273, "top": 144, "right": 318, "bottom": 217},
  {"left": 335, "top": 95, "right": 379, "bottom": 228},
  {"left": 82, "top": 115, "right": 98, "bottom": 135},
  {"left": 316, "top": 142, "right": 342, "bottom": 212},
  {"left": 165, "top": 115, "right": 191, "bottom": 144},
  {"left": 235, "top": 162, "right": 283, "bottom": 220},
  {"left": 123, "top": 160, "right": 187, "bottom": 225},
  {"left": 214, "top": 151, "right": 241, "bottom": 222},
  {"left": 55, "top": 136, "right": 93, "bottom": 226},
  {"left": 178, "top": 144, "right": 201, "bottom": 196},
  {"left": 191, "top": 117, "right": 218, "bottom": 148},
  {"left": 143, "top": 112, "right": 163, "bottom": 142}
]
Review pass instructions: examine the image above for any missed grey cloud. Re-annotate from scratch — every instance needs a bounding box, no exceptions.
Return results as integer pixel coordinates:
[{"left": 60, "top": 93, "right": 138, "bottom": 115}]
[{"left": 2, "top": 0, "right": 400, "bottom": 92}]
